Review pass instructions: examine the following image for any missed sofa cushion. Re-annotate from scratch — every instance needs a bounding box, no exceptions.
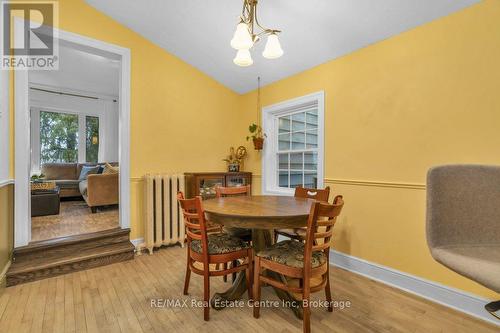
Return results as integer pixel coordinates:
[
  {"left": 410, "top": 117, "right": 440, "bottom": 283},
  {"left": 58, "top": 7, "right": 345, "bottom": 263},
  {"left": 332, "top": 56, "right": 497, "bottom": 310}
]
[
  {"left": 79, "top": 180, "right": 88, "bottom": 197},
  {"left": 78, "top": 165, "right": 99, "bottom": 181},
  {"left": 54, "top": 179, "right": 80, "bottom": 189},
  {"left": 41, "top": 163, "right": 78, "bottom": 180},
  {"left": 257, "top": 240, "right": 327, "bottom": 268},
  {"left": 102, "top": 162, "right": 119, "bottom": 174},
  {"left": 190, "top": 233, "right": 251, "bottom": 255}
]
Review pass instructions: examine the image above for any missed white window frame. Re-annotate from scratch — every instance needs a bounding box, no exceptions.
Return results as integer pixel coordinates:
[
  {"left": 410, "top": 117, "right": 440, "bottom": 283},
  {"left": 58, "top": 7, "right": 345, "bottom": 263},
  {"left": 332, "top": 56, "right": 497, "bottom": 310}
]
[
  {"left": 30, "top": 107, "right": 104, "bottom": 174},
  {"left": 262, "top": 91, "right": 325, "bottom": 195}
]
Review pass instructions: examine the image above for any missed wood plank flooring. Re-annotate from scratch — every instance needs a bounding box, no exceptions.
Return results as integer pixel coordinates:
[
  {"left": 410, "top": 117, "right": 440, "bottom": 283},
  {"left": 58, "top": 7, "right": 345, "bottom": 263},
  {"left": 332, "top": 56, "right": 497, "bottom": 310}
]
[
  {"left": 0, "top": 246, "right": 497, "bottom": 333},
  {"left": 31, "top": 200, "right": 119, "bottom": 241}
]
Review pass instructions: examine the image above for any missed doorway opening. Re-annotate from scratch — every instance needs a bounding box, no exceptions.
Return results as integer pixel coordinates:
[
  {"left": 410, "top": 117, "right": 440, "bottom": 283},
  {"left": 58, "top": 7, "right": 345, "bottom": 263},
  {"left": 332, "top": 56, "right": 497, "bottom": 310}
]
[{"left": 14, "top": 22, "right": 130, "bottom": 247}]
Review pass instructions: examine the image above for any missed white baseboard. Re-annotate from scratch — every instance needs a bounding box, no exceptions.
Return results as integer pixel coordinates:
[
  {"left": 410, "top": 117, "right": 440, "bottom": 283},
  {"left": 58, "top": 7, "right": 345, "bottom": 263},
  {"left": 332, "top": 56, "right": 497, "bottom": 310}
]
[
  {"left": 130, "top": 237, "right": 144, "bottom": 249},
  {"left": 330, "top": 249, "right": 499, "bottom": 327}
]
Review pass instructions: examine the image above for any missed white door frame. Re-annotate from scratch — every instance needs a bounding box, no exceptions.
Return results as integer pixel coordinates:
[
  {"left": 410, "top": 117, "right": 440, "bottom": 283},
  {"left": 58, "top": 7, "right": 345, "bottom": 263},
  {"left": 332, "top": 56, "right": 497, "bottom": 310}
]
[{"left": 14, "top": 19, "right": 131, "bottom": 247}]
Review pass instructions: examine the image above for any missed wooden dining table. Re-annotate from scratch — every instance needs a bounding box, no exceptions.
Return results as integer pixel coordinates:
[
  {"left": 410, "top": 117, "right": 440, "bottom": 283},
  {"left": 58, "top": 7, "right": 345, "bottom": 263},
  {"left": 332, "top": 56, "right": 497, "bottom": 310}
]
[{"left": 203, "top": 195, "right": 315, "bottom": 319}]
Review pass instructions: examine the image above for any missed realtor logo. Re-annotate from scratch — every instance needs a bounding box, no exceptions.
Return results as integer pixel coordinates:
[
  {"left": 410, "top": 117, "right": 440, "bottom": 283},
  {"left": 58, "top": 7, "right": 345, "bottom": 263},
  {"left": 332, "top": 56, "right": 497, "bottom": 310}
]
[{"left": 1, "top": 1, "right": 59, "bottom": 69}]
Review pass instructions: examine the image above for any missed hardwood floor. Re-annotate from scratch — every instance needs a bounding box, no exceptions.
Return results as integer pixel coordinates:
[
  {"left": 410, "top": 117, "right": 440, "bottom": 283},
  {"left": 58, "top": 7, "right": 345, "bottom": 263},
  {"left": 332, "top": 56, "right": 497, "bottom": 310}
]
[
  {"left": 0, "top": 246, "right": 497, "bottom": 333},
  {"left": 31, "top": 200, "right": 119, "bottom": 241}
]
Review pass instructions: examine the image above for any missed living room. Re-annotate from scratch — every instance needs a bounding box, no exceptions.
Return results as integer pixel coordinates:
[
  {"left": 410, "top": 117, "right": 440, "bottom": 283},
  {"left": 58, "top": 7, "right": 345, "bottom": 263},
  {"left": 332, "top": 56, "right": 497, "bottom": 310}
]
[
  {"left": 0, "top": 1, "right": 499, "bottom": 332},
  {"left": 28, "top": 42, "right": 120, "bottom": 241}
]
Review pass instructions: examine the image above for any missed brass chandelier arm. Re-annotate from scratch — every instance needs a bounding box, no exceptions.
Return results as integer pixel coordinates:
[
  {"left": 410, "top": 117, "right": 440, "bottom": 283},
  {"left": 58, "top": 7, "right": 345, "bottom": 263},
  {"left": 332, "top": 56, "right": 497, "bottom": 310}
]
[{"left": 240, "top": 0, "right": 280, "bottom": 41}]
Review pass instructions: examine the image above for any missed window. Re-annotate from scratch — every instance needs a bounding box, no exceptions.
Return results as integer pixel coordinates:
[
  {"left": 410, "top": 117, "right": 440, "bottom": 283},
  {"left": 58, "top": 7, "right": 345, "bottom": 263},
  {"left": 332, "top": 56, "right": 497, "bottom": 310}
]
[
  {"left": 85, "top": 116, "right": 99, "bottom": 163},
  {"left": 40, "top": 111, "right": 79, "bottom": 164},
  {"left": 262, "top": 91, "right": 324, "bottom": 195},
  {"left": 30, "top": 109, "right": 101, "bottom": 173}
]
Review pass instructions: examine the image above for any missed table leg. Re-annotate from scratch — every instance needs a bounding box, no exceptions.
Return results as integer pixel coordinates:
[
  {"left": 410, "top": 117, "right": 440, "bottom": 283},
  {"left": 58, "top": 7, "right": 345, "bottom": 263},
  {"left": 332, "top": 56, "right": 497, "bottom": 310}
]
[{"left": 210, "top": 229, "right": 303, "bottom": 319}]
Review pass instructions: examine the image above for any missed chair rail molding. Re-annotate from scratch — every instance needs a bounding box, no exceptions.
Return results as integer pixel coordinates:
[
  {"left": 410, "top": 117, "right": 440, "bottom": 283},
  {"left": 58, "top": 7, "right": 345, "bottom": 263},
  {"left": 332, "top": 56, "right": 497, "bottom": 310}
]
[
  {"left": 324, "top": 178, "right": 426, "bottom": 190},
  {"left": 0, "top": 179, "right": 14, "bottom": 188}
]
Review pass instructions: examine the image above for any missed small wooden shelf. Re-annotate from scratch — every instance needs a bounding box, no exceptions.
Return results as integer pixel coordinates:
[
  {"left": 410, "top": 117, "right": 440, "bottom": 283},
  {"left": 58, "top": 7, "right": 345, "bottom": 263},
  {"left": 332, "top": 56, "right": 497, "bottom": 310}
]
[{"left": 184, "top": 172, "right": 252, "bottom": 199}]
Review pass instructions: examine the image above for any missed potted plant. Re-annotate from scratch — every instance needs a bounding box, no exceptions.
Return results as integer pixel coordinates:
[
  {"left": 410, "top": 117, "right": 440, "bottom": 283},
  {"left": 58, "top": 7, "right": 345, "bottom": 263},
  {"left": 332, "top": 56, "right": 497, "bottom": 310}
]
[
  {"left": 30, "top": 173, "right": 45, "bottom": 183},
  {"left": 223, "top": 146, "right": 247, "bottom": 172},
  {"left": 246, "top": 123, "right": 266, "bottom": 150}
]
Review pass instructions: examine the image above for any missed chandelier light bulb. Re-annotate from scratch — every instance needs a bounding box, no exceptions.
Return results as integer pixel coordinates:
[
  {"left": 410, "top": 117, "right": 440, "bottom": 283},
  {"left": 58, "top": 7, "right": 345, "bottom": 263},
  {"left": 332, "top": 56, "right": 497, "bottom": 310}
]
[
  {"left": 262, "top": 33, "right": 283, "bottom": 59},
  {"left": 233, "top": 49, "right": 253, "bottom": 67},
  {"left": 230, "top": 22, "right": 254, "bottom": 50}
]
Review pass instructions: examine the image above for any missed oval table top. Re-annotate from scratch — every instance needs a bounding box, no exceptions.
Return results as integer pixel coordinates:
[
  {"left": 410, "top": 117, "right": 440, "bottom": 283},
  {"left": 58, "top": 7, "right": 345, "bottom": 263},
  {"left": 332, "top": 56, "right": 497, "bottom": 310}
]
[{"left": 203, "top": 195, "right": 314, "bottom": 229}]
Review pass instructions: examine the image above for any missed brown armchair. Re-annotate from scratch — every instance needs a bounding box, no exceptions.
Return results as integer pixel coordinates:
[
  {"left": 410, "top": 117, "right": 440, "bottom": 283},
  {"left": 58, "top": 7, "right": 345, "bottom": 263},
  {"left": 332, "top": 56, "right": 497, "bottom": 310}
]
[{"left": 80, "top": 173, "right": 119, "bottom": 213}]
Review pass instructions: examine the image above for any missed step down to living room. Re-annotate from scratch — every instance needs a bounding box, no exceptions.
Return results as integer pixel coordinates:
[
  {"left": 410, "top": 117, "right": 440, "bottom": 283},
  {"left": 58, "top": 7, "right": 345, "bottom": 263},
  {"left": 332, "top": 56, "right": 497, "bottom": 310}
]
[{"left": 6, "top": 228, "right": 135, "bottom": 286}]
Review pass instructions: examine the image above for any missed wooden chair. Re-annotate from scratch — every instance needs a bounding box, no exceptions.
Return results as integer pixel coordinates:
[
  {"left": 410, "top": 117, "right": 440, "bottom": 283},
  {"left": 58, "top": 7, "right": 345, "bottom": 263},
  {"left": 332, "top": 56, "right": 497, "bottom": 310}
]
[
  {"left": 177, "top": 192, "right": 253, "bottom": 321},
  {"left": 274, "top": 186, "right": 331, "bottom": 242},
  {"left": 215, "top": 184, "right": 251, "bottom": 198},
  {"left": 253, "top": 196, "right": 344, "bottom": 333},
  {"left": 215, "top": 185, "right": 252, "bottom": 282}
]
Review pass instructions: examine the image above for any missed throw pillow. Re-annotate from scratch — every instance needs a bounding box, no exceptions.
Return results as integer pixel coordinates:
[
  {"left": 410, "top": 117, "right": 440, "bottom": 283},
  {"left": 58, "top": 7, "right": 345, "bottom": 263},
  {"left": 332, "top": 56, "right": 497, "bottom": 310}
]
[
  {"left": 79, "top": 165, "right": 99, "bottom": 181},
  {"left": 102, "top": 162, "right": 119, "bottom": 174}
]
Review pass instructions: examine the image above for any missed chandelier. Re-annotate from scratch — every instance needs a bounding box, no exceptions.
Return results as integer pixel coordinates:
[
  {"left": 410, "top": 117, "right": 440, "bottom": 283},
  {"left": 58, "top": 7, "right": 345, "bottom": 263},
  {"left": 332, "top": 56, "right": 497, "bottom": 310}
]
[{"left": 231, "top": 0, "right": 283, "bottom": 67}]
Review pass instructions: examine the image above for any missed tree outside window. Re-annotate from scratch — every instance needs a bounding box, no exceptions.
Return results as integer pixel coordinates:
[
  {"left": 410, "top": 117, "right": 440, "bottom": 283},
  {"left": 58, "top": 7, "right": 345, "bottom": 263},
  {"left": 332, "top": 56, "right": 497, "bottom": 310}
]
[
  {"left": 39, "top": 111, "right": 100, "bottom": 165},
  {"left": 40, "top": 111, "right": 79, "bottom": 164},
  {"left": 86, "top": 116, "right": 99, "bottom": 163}
]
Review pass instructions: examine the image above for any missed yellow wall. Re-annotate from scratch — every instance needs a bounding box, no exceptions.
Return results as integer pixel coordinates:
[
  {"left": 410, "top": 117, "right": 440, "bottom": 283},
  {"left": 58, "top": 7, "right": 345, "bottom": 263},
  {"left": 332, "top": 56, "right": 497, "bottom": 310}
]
[
  {"left": 240, "top": 0, "right": 500, "bottom": 299},
  {"left": 0, "top": 185, "right": 14, "bottom": 289},
  {"left": 8, "top": 0, "right": 243, "bottom": 240}
]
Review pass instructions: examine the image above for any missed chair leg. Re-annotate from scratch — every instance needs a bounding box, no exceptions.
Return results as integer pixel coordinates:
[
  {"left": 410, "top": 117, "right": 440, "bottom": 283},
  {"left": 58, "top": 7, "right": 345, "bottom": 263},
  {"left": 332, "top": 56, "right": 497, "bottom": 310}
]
[
  {"left": 183, "top": 257, "right": 191, "bottom": 295},
  {"left": 253, "top": 256, "right": 261, "bottom": 318},
  {"left": 485, "top": 300, "right": 500, "bottom": 320},
  {"left": 246, "top": 252, "right": 253, "bottom": 301},
  {"left": 303, "top": 268, "right": 311, "bottom": 333},
  {"left": 223, "top": 262, "right": 228, "bottom": 282},
  {"left": 302, "top": 290, "right": 312, "bottom": 333},
  {"left": 303, "top": 299, "right": 311, "bottom": 333},
  {"left": 232, "top": 260, "right": 238, "bottom": 282},
  {"left": 203, "top": 269, "right": 210, "bottom": 321},
  {"left": 325, "top": 267, "right": 333, "bottom": 312}
]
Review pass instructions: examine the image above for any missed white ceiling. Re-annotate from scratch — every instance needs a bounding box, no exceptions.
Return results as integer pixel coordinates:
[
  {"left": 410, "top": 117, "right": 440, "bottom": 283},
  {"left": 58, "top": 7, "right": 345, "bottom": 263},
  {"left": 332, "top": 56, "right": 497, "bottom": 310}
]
[
  {"left": 29, "top": 44, "right": 120, "bottom": 96},
  {"left": 85, "top": 0, "right": 479, "bottom": 94}
]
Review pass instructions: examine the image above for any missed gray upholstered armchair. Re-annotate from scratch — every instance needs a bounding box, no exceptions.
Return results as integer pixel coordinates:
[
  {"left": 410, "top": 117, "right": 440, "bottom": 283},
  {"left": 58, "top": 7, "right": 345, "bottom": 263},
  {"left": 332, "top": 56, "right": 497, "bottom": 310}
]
[{"left": 426, "top": 165, "right": 500, "bottom": 319}]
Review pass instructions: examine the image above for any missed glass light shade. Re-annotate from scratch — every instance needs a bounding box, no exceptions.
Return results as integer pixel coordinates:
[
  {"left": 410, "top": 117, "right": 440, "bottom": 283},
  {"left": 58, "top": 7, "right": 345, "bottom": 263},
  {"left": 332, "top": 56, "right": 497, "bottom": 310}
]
[
  {"left": 230, "top": 23, "right": 254, "bottom": 50},
  {"left": 233, "top": 49, "right": 253, "bottom": 67},
  {"left": 262, "top": 33, "right": 283, "bottom": 59}
]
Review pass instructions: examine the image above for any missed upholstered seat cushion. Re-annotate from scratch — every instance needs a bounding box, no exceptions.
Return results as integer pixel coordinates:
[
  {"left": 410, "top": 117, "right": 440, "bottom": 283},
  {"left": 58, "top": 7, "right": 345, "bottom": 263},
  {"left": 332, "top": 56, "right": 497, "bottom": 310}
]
[
  {"left": 431, "top": 244, "right": 500, "bottom": 293},
  {"left": 54, "top": 179, "right": 80, "bottom": 189},
  {"left": 190, "top": 233, "right": 251, "bottom": 255},
  {"left": 256, "top": 240, "right": 327, "bottom": 268}
]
